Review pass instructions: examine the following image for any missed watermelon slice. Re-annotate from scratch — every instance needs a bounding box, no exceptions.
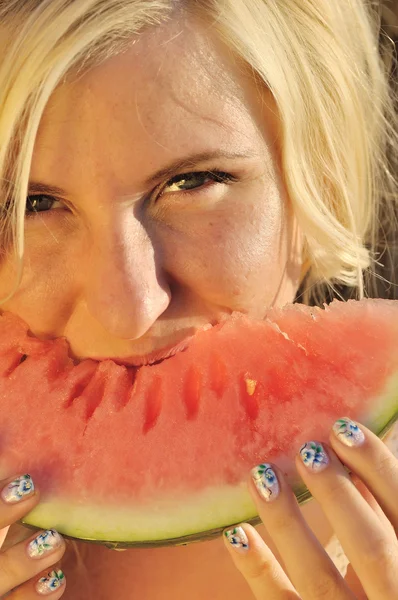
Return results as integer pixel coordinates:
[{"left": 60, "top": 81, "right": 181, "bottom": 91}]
[{"left": 0, "top": 299, "right": 397, "bottom": 549}]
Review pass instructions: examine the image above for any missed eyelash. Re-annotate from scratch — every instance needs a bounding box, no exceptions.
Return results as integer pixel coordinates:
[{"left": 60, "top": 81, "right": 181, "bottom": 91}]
[{"left": 25, "top": 169, "right": 237, "bottom": 217}]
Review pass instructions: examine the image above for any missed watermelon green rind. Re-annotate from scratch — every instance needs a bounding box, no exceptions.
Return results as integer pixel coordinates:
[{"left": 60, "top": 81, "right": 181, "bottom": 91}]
[
  {"left": 359, "top": 370, "right": 398, "bottom": 434},
  {"left": 19, "top": 372, "right": 398, "bottom": 549}
]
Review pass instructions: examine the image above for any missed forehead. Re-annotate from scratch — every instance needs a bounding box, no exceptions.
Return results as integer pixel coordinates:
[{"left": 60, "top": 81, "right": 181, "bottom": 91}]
[{"left": 32, "top": 17, "right": 275, "bottom": 190}]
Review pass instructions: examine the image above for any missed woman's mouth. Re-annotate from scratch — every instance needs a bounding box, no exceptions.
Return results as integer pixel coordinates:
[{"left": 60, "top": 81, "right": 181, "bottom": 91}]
[{"left": 94, "top": 324, "right": 214, "bottom": 367}]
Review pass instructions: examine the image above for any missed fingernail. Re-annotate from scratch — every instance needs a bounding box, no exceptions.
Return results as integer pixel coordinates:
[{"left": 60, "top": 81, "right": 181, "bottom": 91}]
[
  {"left": 27, "top": 530, "right": 63, "bottom": 559},
  {"left": 36, "top": 569, "right": 66, "bottom": 595},
  {"left": 332, "top": 417, "right": 365, "bottom": 447},
  {"left": 224, "top": 526, "right": 249, "bottom": 553},
  {"left": 299, "top": 441, "right": 329, "bottom": 472},
  {"left": 1, "top": 474, "right": 35, "bottom": 504},
  {"left": 251, "top": 463, "right": 279, "bottom": 502}
]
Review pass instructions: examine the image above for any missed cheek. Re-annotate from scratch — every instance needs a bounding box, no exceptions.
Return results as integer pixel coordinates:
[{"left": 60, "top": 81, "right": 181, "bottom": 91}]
[
  {"left": 0, "top": 182, "right": 297, "bottom": 329},
  {"left": 159, "top": 186, "right": 290, "bottom": 312},
  {"left": 0, "top": 233, "right": 79, "bottom": 335}
]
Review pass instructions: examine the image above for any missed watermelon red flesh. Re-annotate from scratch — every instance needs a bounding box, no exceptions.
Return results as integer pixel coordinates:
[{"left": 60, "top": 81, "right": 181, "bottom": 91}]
[{"left": 0, "top": 299, "right": 397, "bottom": 547}]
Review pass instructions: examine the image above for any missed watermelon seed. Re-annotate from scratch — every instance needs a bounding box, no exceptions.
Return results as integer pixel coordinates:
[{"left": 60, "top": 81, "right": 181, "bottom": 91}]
[
  {"left": 245, "top": 378, "right": 257, "bottom": 396},
  {"left": 19, "top": 354, "right": 28, "bottom": 364},
  {"left": 209, "top": 352, "right": 227, "bottom": 398},
  {"left": 240, "top": 374, "right": 260, "bottom": 420},
  {"left": 184, "top": 366, "right": 202, "bottom": 420},
  {"left": 64, "top": 381, "right": 92, "bottom": 409},
  {"left": 144, "top": 376, "right": 163, "bottom": 433}
]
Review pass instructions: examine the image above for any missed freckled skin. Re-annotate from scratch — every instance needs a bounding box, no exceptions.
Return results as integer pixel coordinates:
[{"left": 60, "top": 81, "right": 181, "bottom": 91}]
[
  {"left": 0, "top": 16, "right": 302, "bottom": 361},
  {"left": 2, "top": 17, "right": 317, "bottom": 599}
]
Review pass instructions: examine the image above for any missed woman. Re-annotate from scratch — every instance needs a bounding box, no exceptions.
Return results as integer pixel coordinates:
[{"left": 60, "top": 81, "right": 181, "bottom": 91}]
[{"left": 0, "top": 0, "right": 397, "bottom": 598}]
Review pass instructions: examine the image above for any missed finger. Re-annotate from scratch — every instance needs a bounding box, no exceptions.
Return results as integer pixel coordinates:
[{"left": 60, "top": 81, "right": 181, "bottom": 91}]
[
  {"left": 330, "top": 417, "right": 398, "bottom": 534},
  {"left": 0, "top": 526, "right": 10, "bottom": 548},
  {"left": 248, "top": 463, "right": 355, "bottom": 600},
  {"left": 0, "top": 474, "right": 39, "bottom": 534},
  {"left": 296, "top": 438, "right": 398, "bottom": 600},
  {"left": 342, "top": 474, "right": 388, "bottom": 600},
  {"left": 223, "top": 523, "right": 300, "bottom": 599},
  {"left": 0, "top": 529, "right": 66, "bottom": 597},
  {"left": 1, "top": 523, "right": 35, "bottom": 553},
  {"left": 6, "top": 567, "right": 66, "bottom": 599},
  {"left": 349, "top": 472, "right": 395, "bottom": 538},
  {"left": 344, "top": 563, "right": 367, "bottom": 600}
]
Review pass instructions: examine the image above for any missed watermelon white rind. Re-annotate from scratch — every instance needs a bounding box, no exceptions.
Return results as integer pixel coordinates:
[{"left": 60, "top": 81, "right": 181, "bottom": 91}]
[
  {"left": 20, "top": 392, "right": 398, "bottom": 549},
  {"left": 0, "top": 298, "right": 397, "bottom": 548}
]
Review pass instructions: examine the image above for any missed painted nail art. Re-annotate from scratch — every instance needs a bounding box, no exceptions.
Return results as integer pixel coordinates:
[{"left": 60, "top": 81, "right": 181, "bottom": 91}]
[
  {"left": 251, "top": 463, "right": 279, "bottom": 502},
  {"left": 332, "top": 417, "right": 365, "bottom": 447},
  {"left": 224, "top": 526, "right": 249, "bottom": 553},
  {"left": 1, "top": 474, "right": 35, "bottom": 504},
  {"left": 36, "top": 570, "right": 66, "bottom": 595},
  {"left": 299, "top": 441, "right": 329, "bottom": 472},
  {"left": 27, "top": 530, "right": 62, "bottom": 559}
]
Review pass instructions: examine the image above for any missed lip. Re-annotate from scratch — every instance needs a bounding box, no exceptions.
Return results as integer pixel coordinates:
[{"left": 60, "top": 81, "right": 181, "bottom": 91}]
[{"left": 96, "top": 324, "right": 214, "bottom": 367}]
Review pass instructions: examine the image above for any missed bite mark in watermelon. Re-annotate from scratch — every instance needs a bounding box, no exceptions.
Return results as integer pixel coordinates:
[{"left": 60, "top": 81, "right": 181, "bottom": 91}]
[{"left": 0, "top": 299, "right": 397, "bottom": 548}]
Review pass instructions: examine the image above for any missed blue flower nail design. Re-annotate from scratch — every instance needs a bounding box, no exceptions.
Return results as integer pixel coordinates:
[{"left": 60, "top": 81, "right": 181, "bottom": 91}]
[
  {"left": 1, "top": 474, "right": 35, "bottom": 504},
  {"left": 299, "top": 441, "right": 329, "bottom": 472},
  {"left": 332, "top": 417, "right": 365, "bottom": 447},
  {"left": 224, "top": 526, "right": 249, "bottom": 553},
  {"left": 251, "top": 463, "right": 279, "bottom": 502},
  {"left": 27, "top": 529, "right": 62, "bottom": 559},
  {"left": 36, "top": 569, "right": 65, "bottom": 595}
]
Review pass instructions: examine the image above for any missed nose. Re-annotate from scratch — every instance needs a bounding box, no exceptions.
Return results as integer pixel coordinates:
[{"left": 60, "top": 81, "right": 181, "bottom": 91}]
[{"left": 83, "top": 213, "right": 171, "bottom": 340}]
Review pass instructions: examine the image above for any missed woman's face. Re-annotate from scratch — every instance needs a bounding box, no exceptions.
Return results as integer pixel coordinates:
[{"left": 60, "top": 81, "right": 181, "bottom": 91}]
[{"left": 0, "top": 18, "right": 303, "bottom": 365}]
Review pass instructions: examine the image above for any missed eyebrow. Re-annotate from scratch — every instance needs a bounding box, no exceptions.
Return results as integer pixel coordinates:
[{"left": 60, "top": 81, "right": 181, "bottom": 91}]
[
  {"left": 27, "top": 182, "right": 68, "bottom": 196},
  {"left": 28, "top": 150, "right": 255, "bottom": 196},
  {"left": 143, "top": 150, "right": 255, "bottom": 185}
]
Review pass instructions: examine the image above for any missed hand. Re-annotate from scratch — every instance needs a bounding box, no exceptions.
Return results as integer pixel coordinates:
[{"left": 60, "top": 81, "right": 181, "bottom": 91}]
[
  {"left": 223, "top": 417, "right": 398, "bottom": 599},
  {"left": 0, "top": 474, "right": 66, "bottom": 598}
]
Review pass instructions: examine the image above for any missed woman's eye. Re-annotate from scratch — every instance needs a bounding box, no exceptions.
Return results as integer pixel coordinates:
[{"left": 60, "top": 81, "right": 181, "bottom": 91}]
[
  {"left": 24, "top": 172, "right": 235, "bottom": 216},
  {"left": 26, "top": 195, "right": 62, "bottom": 214},
  {"left": 160, "top": 171, "right": 234, "bottom": 195}
]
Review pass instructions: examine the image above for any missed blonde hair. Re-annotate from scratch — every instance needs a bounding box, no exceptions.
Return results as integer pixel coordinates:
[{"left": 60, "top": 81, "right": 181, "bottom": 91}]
[
  {"left": 0, "top": 0, "right": 397, "bottom": 305},
  {"left": 0, "top": 0, "right": 397, "bottom": 588}
]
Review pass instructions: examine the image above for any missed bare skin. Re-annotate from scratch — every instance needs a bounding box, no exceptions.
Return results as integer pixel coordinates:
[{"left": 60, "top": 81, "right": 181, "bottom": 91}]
[
  {"left": 0, "top": 17, "right": 302, "bottom": 352},
  {"left": 58, "top": 502, "right": 336, "bottom": 600},
  {"left": 0, "top": 15, "right": 350, "bottom": 600}
]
